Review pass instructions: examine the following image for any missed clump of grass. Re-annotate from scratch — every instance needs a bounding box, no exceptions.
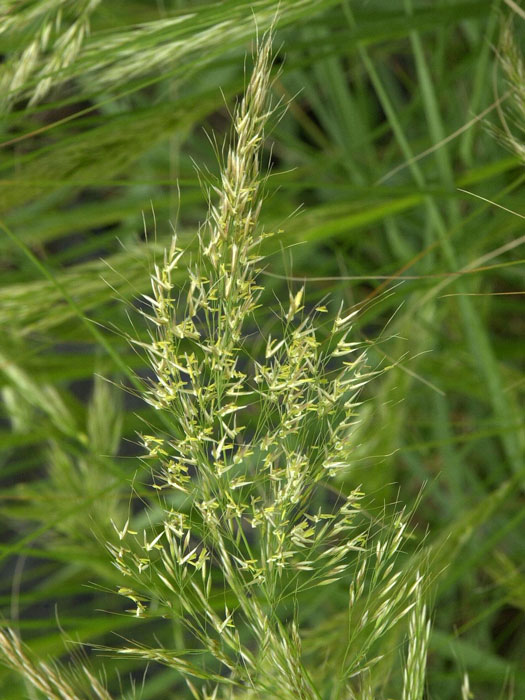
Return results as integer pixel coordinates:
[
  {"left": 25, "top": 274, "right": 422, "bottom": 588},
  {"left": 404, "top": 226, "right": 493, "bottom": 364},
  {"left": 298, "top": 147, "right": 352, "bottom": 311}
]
[
  {"left": 0, "top": 32, "right": 430, "bottom": 700},
  {"left": 104, "top": 34, "right": 429, "bottom": 699}
]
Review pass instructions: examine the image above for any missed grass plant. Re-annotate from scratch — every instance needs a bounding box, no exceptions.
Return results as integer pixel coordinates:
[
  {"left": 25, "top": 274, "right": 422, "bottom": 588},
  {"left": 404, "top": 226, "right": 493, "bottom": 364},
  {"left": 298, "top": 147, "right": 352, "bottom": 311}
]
[{"left": 0, "top": 2, "right": 523, "bottom": 699}]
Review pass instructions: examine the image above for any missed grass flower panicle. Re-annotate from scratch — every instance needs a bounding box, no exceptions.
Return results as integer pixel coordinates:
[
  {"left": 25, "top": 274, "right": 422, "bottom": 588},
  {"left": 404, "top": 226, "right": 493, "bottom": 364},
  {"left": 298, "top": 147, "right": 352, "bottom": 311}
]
[
  {"left": 1, "top": 4, "right": 523, "bottom": 699},
  {"left": 102, "top": 34, "right": 430, "bottom": 699}
]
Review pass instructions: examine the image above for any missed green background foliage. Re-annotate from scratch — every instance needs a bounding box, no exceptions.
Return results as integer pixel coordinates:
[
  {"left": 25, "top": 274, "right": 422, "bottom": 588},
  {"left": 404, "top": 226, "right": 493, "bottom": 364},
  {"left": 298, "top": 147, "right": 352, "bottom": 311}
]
[{"left": 0, "top": 1, "right": 523, "bottom": 698}]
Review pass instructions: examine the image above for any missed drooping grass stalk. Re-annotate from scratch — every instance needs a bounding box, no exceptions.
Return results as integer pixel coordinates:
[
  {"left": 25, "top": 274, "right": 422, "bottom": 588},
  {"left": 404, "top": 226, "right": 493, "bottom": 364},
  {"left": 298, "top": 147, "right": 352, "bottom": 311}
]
[
  {"left": 0, "top": 0, "right": 102, "bottom": 110},
  {"left": 0, "top": 0, "right": 339, "bottom": 109}
]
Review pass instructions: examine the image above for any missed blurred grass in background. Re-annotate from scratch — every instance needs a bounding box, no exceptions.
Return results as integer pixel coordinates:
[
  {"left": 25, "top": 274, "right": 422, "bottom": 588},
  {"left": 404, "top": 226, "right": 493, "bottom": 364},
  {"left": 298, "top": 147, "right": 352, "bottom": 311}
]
[{"left": 0, "top": 0, "right": 523, "bottom": 698}]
